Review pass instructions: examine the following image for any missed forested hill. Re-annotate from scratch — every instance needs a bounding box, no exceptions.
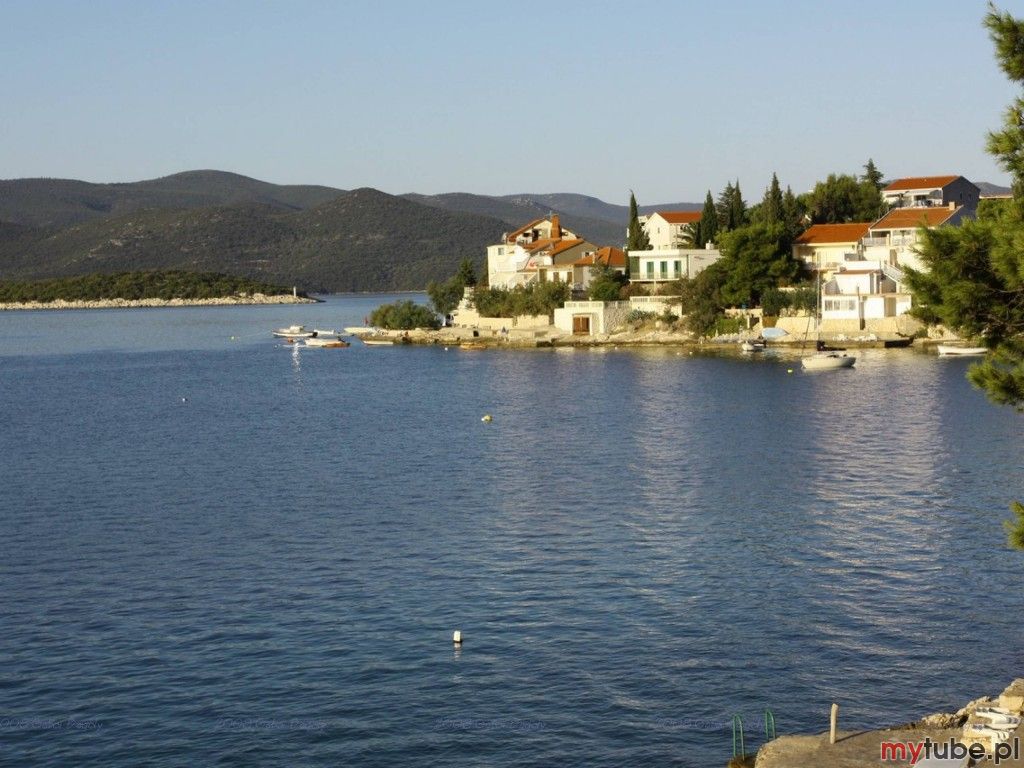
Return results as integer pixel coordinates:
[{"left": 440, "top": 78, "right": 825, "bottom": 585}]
[
  {"left": 0, "top": 170, "right": 346, "bottom": 228},
  {"left": 0, "top": 189, "right": 509, "bottom": 292}
]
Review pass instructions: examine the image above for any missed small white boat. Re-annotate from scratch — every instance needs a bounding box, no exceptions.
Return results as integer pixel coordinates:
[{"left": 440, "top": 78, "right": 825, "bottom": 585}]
[
  {"left": 741, "top": 340, "right": 766, "bottom": 352},
  {"left": 312, "top": 328, "right": 342, "bottom": 338},
  {"left": 304, "top": 337, "right": 350, "bottom": 348},
  {"left": 937, "top": 344, "right": 987, "bottom": 356},
  {"left": 344, "top": 326, "right": 378, "bottom": 336},
  {"left": 362, "top": 338, "right": 394, "bottom": 346},
  {"left": 973, "top": 707, "right": 1022, "bottom": 727},
  {"left": 272, "top": 325, "right": 314, "bottom": 338},
  {"left": 801, "top": 352, "right": 856, "bottom": 370}
]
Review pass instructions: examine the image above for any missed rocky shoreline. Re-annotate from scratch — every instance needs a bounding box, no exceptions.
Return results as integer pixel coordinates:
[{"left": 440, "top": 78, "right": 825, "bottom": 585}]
[
  {"left": 746, "top": 679, "right": 1024, "bottom": 768},
  {"left": 0, "top": 293, "right": 318, "bottom": 311}
]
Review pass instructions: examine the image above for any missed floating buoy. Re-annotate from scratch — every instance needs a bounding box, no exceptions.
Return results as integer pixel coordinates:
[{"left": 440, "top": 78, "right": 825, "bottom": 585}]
[
  {"left": 453, "top": 630, "right": 462, "bottom": 645},
  {"left": 181, "top": 397, "right": 188, "bottom": 402},
  {"left": 787, "top": 368, "right": 793, "bottom": 374},
  {"left": 481, "top": 414, "right": 492, "bottom": 423}
]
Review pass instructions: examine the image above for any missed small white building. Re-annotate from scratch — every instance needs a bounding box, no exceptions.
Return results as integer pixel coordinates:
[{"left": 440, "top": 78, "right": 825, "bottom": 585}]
[
  {"left": 861, "top": 204, "right": 968, "bottom": 272},
  {"left": 571, "top": 246, "right": 627, "bottom": 295},
  {"left": 553, "top": 300, "right": 632, "bottom": 336},
  {"left": 792, "top": 222, "right": 871, "bottom": 273},
  {"left": 637, "top": 211, "right": 703, "bottom": 250},
  {"left": 821, "top": 259, "right": 912, "bottom": 326},
  {"left": 628, "top": 247, "right": 722, "bottom": 289}
]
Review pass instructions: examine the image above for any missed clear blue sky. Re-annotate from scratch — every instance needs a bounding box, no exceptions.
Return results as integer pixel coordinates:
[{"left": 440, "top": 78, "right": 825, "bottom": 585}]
[{"left": 0, "top": 0, "right": 1017, "bottom": 204}]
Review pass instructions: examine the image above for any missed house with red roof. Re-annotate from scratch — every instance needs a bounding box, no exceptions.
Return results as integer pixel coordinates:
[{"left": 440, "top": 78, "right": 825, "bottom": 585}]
[
  {"left": 881, "top": 175, "right": 979, "bottom": 212},
  {"left": 626, "top": 210, "right": 722, "bottom": 290},
  {"left": 486, "top": 214, "right": 592, "bottom": 289},
  {"left": 638, "top": 211, "right": 704, "bottom": 250},
  {"left": 792, "top": 222, "right": 872, "bottom": 272}
]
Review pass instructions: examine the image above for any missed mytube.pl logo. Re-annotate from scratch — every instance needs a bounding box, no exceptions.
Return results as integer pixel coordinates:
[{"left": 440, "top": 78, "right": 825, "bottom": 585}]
[{"left": 880, "top": 737, "right": 1020, "bottom": 764}]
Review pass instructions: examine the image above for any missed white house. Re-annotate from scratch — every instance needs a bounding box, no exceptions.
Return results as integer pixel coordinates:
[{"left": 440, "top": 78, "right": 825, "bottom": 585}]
[
  {"left": 791, "top": 222, "right": 871, "bottom": 272},
  {"left": 628, "top": 247, "right": 722, "bottom": 290},
  {"left": 486, "top": 215, "right": 582, "bottom": 289},
  {"left": 821, "top": 259, "right": 912, "bottom": 326},
  {"left": 571, "top": 246, "right": 627, "bottom": 294},
  {"left": 861, "top": 204, "right": 969, "bottom": 272},
  {"left": 637, "top": 211, "right": 703, "bottom": 250},
  {"left": 882, "top": 175, "right": 979, "bottom": 213}
]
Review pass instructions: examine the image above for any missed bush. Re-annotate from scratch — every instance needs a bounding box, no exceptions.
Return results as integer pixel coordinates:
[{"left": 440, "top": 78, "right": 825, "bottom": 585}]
[
  {"left": 627, "top": 309, "right": 656, "bottom": 323},
  {"left": 369, "top": 300, "right": 440, "bottom": 330},
  {"left": 713, "top": 316, "right": 743, "bottom": 335},
  {"left": 469, "top": 282, "right": 569, "bottom": 317}
]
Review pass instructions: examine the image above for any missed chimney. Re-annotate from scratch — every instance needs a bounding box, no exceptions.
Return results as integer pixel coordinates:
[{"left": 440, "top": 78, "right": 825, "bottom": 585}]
[{"left": 550, "top": 214, "right": 561, "bottom": 239}]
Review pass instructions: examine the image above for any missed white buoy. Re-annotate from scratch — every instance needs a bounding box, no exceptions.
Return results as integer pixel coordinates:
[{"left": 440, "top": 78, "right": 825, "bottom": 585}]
[
  {"left": 453, "top": 630, "right": 462, "bottom": 645},
  {"left": 481, "top": 414, "right": 492, "bottom": 423},
  {"left": 181, "top": 397, "right": 187, "bottom": 403}
]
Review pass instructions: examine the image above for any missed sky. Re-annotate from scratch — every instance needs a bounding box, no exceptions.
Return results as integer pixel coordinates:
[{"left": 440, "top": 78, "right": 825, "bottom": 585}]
[{"left": 0, "top": 0, "right": 1019, "bottom": 205}]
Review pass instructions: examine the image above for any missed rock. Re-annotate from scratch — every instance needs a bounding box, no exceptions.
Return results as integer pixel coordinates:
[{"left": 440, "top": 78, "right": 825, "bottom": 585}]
[{"left": 1000, "top": 679, "right": 1024, "bottom": 713}]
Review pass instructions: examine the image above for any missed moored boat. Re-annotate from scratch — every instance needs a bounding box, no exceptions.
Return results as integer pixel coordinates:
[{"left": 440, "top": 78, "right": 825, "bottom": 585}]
[
  {"left": 937, "top": 344, "right": 987, "bottom": 356},
  {"left": 362, "top": 338, "right": 394, "bottom": 346},
  {"left": 801, "top": 352, "right": 856, "bottom": 370},
  {"left": 741, "top": 340, "right": 766, "bottom": 352},
  {"left": 272, "top": 325, "right": 314, "bottom": 338},
  {"left": 304, "top": 337, "right": 350, "bottom": 348}
]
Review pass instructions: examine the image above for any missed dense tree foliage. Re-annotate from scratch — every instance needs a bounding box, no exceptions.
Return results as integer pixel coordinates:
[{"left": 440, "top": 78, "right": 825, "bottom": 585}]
[
  {"left": 903, "top": 5, "right": 1024, "bottom": 547},
  {"left": 716, "top": 181, "right": 747, "bottom": 232},
  {"left": 369, "top": 300, "right": 440, "bottom": 330},
  {"left": 587, "top": 263, "right": 627, "bottom": 301},
  {"left": 470, "top": 282, "right": 570, "bottom": 318},
  {"left": 0, "top": 270, "right": 294, "bottom": 303},
  {"left": 716, "top": 223, "right": 804, "bottom": 307},
  {"left": 807, "top": 172, "right": 886, "bottom": 224}
]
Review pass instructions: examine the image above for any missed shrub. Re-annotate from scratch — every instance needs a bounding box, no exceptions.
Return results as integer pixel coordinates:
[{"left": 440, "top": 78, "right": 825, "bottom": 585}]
[
  {"left": 626, "top": 309, "right": 656, "bottom": 323},
  {"left": 369, "top": 300, "right": 440, "bottom": 330}
]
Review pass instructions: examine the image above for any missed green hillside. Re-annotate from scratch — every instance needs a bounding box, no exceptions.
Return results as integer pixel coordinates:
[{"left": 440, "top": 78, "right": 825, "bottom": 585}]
[
  {"left": 0, "top": 188, "right": 504, "bottom": 292},
  {"left": 0, "top": 170, "right": 345, "bottom": 228}
]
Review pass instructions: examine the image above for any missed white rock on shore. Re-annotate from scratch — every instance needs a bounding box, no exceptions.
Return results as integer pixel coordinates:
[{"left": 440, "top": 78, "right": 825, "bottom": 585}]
[{"left": 0, "top": 293, "right": 317, "bottom": 311}]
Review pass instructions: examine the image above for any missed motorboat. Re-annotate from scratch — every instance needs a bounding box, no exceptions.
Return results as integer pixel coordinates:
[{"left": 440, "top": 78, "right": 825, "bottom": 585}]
[
  {"left": 312, "top": 328, "right": 342, "bottom": 338},
  {"left": 272, "top": 325, "right": 314, "bottom": 338},
  {"left": 362, "top": 338, "right": 394, "bottom": 346},
  {"left": 304, "top": 337, "right": 350, "bottom": 348},
  {"left": 741, "top": 340, "right": 766, "bottom": 352},
  {"left": 802, "top": 351, "right": 856, "bottom": 370},
  {"left": 937, "top": 344, "right": 987, "bottom": 356}
]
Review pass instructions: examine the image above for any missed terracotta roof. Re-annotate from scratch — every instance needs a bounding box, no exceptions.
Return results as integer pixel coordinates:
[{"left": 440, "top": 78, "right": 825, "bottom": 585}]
[
  {"left": 524, "top": 237, "right": 559, "bottom": 253},
  {"left": 883, "top": 175, "right": 961, "bottom": 192},
  {"left": 505, "top": 217, "right": 546, "bottom": 243},
  {"left": 794, "top": 222, "right": 871, "bottom": 245},
  {"left": 652, "top": 211, "right": 702, "bottom": 225},
  {"left": 547, "top": 239, "right": 585, "bottom": 257},
  {"left": 870, "top": 206, "right": 959, "bottom": 230},
  {"left": 573, "top": 246, "right": 626, "bottom": 268}
]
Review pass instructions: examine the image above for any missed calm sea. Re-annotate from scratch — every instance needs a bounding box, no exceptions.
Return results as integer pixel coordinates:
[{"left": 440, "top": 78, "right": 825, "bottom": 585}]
[{"left": 1, "top": 294, "right": 1022, "bottom": 767}]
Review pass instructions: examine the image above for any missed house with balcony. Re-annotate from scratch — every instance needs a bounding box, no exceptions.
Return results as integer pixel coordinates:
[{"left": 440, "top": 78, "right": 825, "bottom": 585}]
[
  {"left": 486, "top": 215, "right": 586, "bottom": 289},
  {"left": 882, "top": 175, "right": 980, "bottom": 213},
  {"left": 792, "top": 222, "right": 871, "bottom": 273},
  {"left": 626, "top": 210, "right": 721, "bottom": 291},
  {"left": 861, "top": 204, "right": 969, "bottom": 272},
  {"left": 820, "top": 258, "right": 913, "bottom": 329}
]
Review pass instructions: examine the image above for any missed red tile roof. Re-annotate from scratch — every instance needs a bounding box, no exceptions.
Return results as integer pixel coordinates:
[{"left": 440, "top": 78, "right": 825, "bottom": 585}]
[
  {"left": 573, "top": 246, "right": 626, "bottom": 268},
  {"left": 870, "top": 206, "right": 959, "bottom": 230},
  {"left": 653, "top": 211, "right": 702, "bottom": 225},
  {"left": 547, "top": 239, "right": 585, "bottom": 257},
  {"left": 794, "top": 223, "right": 871, "bottom": 245},
  {"left": 505, "top": 217, "right": 547, "bottom": 243},
  {"left": 883, "top": 175, "right": 961, "bottom": 192}
]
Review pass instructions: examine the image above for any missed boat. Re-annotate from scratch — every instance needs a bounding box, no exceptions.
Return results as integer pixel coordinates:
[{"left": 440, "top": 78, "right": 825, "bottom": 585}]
[
  {"left": 304, "top": 337, "right": 350, "bottom": 348},
  {"left": 344, "top": 326, "right": 378, "bottom": 336},
  {"left": 362, "top": 338, "right": 394, "bottom": 346},
  {"left": 272, "top": 325, "right": 314, "bottom": 338},
  {"left": 459, "top": 342, "right": 486, "bottom": 350},
  {"left": 800, "top": 277, "right": 855, "bottom": 370},
  {"left": 741, "top": 340, "right": 766, "bottom": 352},
  {"left": 312, "top": 328, "right": 342, "bottom": 338},
  {"left": 937, "top": 344, "right": 988, "bottom": 356}
]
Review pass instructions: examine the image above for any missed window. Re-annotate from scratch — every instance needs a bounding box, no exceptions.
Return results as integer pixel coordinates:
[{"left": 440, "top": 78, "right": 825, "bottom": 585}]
[
  {"left": 646, "top": 261, "right": 654, "bottom": 278},
  {"left": 673, "top": 260, "right": 681, "bottom": 277},
  {"left": 659, "top": 261, "right": 668, "bottom": 278}
]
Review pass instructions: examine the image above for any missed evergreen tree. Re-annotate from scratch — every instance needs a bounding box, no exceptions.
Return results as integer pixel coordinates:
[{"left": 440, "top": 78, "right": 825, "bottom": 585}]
[
  {"left": 699, "top": 190, "right": 718, "bottom": 246},
  {"left": 782, "top": 185, "right": 805, "bottom": 240},
  {"left": 903, "top": 4, "right": 1024, "bottom": 547},
  {"left": 862, "top": 158, "right": 884, "bottom": 191},
  {"left": 626, "top": 191, "right": 650, "bottom": 253},
  {"left": 761, "top": 173, "right": 784, "bottom": 225},
  {"left": 716, "top": 181, "right": 736, "bottom": 231},
  {"left": 730, "top": 180, "right": 747, "bottom": 230}
]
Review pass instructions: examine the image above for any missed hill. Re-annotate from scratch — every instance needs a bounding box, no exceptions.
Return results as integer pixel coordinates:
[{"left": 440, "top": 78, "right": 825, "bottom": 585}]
[
  {"left": 501, "top": 193, "right": 701, "bottom": 224},
  {"left": 977, "top": 181, "right": 1012, "bottom": 196},
  {"left": 0, "top": 170, "right": 346, "bottom": 228},
  {"left": 0, "top": 188, "right": 506, "bottom": 292}
]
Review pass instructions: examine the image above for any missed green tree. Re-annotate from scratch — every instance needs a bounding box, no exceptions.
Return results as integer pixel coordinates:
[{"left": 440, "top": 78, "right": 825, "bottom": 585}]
[
  {"left": 717, "top": 180, "right": 747, "bottom": 232},
  {"left": 862, "top": 158, "right": 884, "bottom": 191},
  {"left": 426, "top": 275, "right": 465, "bottom": 316},
  {"left": 782, "top": 185, "right": 806, "bottom": 240},
  {"left": 757, "top": 173, "right": 784, "bottom": 226},
  {"left": 903, "top": 4, "right": 1024, "bottom": 548},
  {"left": 456, "top": 258, "right": 478, "bottom": 287},
  {"left": 587, "top": 262, "right": 626, "bottom": 301},
  {"left": 808, "top": 173, "right": 885, "bottom": 223},
  {"left": 717, "top": 223, "right": 803, "bottom": 307},
  {"left": 697, "top": 190, "right": 718, "bottom": 247},
  {"left": 368, "top": 300, "right": 440, "bottom": 330},
  {"left": 626, "top": 191, "right": 650, "bottom": 253},
  {"left": 677, "top": 261, "right": 729, "bottom": 337}
]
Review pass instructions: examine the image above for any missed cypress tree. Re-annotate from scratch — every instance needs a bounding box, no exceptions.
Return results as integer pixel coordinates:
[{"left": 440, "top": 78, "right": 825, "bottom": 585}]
[
  {"left": 762, "top": 173, "right": 784, "bottom": 225},
  {"left": 699, "top": 190, "right": 718, "bottom": 246},
  {"left": 716, "top": 182, "right": 736, "bottom": 231},
  {"left": 626, "top": 191, "right": 650, "bottom": 252},
  {"left": 862, "top": 158, "right": 884, "bottom": 191},
  {"left": 730, "top": 180, "right": 747, "bottom": 230}
]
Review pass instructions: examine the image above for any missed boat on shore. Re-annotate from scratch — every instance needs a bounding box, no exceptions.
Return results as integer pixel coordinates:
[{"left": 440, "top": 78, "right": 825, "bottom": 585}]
[
  {"left": 272, "top": 324, "right": 315, "bottom": 338},
  {"left": 937, "top": 344, "right": 987, "bottom": 356},
  {"left": 344, "top": 326, "right": 378, "bottom": 336},
  {"left": 741, "top": 340, "right": 766, "bottom": 352},
  {"left": 362, "top": 338, "right": 394, "bottom": 346}
]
